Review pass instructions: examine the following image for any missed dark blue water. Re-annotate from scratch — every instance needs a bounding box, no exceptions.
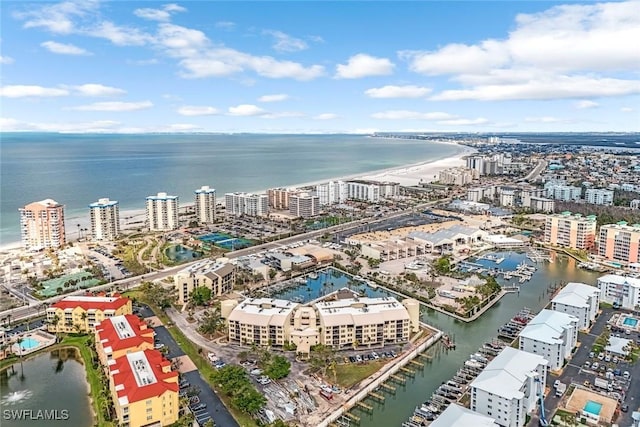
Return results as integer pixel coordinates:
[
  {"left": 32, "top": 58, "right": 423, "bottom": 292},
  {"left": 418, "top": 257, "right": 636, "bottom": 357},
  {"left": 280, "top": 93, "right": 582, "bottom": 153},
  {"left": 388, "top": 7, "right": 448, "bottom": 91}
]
[
  {"left": 0, "top": 133, "right": 465, "bottom": 243},
  {"left": 164, "top": 244, "right": 203, "bottom": 263}
]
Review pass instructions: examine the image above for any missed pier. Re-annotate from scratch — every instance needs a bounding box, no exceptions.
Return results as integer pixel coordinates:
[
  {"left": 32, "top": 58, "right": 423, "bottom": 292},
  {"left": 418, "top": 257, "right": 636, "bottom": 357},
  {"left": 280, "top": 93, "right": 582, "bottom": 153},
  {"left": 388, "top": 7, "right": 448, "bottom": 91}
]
[{"left": 369, "top": 391, "right": 385, "bottom": 402}]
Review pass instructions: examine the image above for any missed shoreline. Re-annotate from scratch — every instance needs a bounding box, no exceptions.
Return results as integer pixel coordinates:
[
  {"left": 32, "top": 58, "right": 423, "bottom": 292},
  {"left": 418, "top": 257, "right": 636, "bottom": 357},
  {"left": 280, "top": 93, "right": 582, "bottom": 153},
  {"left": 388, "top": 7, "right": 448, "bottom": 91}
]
[{"left": 0, "top": 141, "right": 476, "bottom": 251}]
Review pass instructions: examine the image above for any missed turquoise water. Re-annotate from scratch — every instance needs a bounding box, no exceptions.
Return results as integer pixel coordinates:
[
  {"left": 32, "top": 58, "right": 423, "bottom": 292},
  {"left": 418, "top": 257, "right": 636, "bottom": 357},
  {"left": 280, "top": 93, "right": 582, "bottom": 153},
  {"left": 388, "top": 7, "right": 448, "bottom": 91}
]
[
  {"left": 623, "top": 317, "right": 638, "bottom": 327},
  {"left": 164, "top": 245, "right": 203, "bottom": 263},
  {"left": 1, "top": 134, "right": 465, "bottom": 243},
  {"left": 19, "top": 337, "right": 40, "bottom": 351},
  {"left": 271, "top": 268, "right": 392, "bottom": 302},
  {"left": 584, "top": 400, "right": 603, "bottom": 415},
  {"left": 199, "top": 233, "right": 253, "bottom": 250}
]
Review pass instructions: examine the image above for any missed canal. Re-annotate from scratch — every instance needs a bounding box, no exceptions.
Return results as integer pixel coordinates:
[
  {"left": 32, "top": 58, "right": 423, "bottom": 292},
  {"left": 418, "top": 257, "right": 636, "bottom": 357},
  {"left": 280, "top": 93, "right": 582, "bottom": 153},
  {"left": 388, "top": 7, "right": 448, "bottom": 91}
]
[
  {"left": 0, "top": 348, "right": 93, "bottom": 427},
  {"left": 354, "top": 251, "right": 602, "bottom": 426}
]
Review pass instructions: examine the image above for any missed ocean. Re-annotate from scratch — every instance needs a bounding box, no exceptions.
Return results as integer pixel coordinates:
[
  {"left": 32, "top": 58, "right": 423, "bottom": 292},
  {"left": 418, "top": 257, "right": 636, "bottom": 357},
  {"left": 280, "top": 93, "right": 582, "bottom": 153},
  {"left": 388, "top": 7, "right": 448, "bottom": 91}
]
[{"left": 0, "top": 133, "right": 465, "bottom": 244}]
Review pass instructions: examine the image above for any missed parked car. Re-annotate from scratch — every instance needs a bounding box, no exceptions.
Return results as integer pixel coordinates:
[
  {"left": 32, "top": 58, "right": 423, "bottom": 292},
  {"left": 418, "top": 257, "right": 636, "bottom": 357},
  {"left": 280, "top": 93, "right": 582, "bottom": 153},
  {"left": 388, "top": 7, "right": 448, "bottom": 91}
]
[
  {"left": 190, "top": 403, "right": 206, "bottom": 411},
  {"left": 622, "top": 404, "right": 629, "bottom": 412}
]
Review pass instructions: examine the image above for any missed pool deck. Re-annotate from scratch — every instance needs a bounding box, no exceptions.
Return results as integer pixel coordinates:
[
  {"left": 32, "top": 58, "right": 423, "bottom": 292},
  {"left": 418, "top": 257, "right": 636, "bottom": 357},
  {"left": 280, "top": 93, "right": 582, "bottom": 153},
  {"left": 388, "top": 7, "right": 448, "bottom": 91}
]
[
  {"left": 11, "top": 330, "right": 57, "bottom": 356},
  {"left": 563, "top": 387, "right": 617, "bottom": 424}
]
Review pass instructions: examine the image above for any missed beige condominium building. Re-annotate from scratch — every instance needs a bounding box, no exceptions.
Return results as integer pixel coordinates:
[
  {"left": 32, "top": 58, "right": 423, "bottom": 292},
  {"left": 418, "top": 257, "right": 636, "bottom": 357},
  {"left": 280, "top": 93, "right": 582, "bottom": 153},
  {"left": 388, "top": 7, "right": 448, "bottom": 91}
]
[
  {"left": 194, "top": 185, "right": 216, "bottom": 224},
  {"left": 19, "top": 199, "right": 66, "bottom": 251},
  {"left": 108, "top": 349, "right": 178, "bottom": 427},
  {"left": 598, "top": 222, "right": 640, "bottom": 265},
  {"left": 95, "top": 314, "right": 155, "bottom": 370},
  {"left": 47, "top": 294, "right": 132, "bottom": 334},
  {"left": 89, "top": 198, "right": 120, "bottom": 241},
  {"left": 174, "top": 259, "right": 236, "bottom": 305},
  {"left": 544, "top": 211, "right": 597, "bottom": 250},
  {"left": 224, "top": 294, "right": 420, "bottom": 355}
]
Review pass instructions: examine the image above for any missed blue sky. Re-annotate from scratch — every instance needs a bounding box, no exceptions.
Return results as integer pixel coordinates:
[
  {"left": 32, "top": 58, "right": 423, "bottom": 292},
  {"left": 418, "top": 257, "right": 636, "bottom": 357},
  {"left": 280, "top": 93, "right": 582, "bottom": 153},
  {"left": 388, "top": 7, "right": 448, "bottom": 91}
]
[{"left": 1, "top": 0, "right": 639, "bottom": 133}]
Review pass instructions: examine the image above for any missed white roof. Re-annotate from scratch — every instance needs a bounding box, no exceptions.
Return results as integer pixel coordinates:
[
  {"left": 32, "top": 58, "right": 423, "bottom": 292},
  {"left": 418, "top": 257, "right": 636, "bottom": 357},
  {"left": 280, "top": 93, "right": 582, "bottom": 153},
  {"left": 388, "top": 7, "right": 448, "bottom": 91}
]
[
  {"left": 471, "top": 347, "right": 547, "bottom": 400},
  {"left": 228, "top": 298, "right": 299, "bottom": 327},
  {"left": 598, "top": 274, "right": 640, "bottom": 289},
  {"left": 60, "top": 295, "right": 118, "bottom": 303},
  {"left": 431, "top": 404, "right": 496, "bottom": 427},
  {"left": 315, "top": 296, "right": 410, "bottom": 327},
  {"left": 606, "top": 337, "right": 632, "bottom": 356},
  {"left": 552, "top": 282, "right": 600, "bottom": 308},
  {"left": 519, "top": 310, "right": 577, "bottom": 345}
]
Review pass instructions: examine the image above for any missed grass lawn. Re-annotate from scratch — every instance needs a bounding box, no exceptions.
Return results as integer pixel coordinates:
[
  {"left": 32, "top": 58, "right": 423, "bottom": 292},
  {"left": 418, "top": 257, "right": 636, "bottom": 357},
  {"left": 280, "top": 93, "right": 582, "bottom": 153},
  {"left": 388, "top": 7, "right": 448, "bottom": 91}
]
[
  {"left": 124, "top": 291, "right": 258, "bottom": 427},
  {"left": 333, "top": 361, "right": 387, "bottom": 389}
]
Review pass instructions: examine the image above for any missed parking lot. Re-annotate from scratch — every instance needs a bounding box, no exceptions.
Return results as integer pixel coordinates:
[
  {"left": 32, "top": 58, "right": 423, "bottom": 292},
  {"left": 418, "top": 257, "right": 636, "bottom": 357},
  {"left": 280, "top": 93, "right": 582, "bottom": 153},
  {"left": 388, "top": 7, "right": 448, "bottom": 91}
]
[
  {"left": 136, "top": 303, "right": 239, "bottom": 427},
  {"left": 536, "top": 308, "right": 640, "bottom": 427}
]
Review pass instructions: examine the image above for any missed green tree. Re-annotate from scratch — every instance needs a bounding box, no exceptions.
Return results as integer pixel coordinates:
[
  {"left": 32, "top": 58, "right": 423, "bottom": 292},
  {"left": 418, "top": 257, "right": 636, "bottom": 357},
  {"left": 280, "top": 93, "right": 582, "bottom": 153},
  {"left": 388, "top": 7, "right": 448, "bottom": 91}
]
[
  {"left": 264, "top": 355, "right": 291, "bottom": 380},
  {"left": 268, "top": 268, "right": 277, "bottom": 281},
  {"left": 211, "top": 365, "right": 250, "bottom": 396},
  {"left": 234, "top": 385, "right": 266, "bottom": 414},
  {"left": 433, "top": 255, "right": 451, "bottom": 275},
  {"left": 197, "top": 307, "right": 224, "bottom": 336},
  {"left": 190, "top": 286, "right": 212, "bottom": 306}
]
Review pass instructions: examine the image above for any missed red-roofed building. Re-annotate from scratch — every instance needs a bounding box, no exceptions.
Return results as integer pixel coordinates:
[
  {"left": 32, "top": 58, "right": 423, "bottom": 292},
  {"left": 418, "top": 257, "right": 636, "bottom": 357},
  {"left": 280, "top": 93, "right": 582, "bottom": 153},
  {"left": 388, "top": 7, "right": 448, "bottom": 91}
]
[
  {"left": 95, "top": 314, "right": 154, "bottom": 371},
  {"left": 108, "top": 349, "right": 178, "bottom": 427},
  {"left": 46, "top": 294, "right": 132, "bottom": 333}
]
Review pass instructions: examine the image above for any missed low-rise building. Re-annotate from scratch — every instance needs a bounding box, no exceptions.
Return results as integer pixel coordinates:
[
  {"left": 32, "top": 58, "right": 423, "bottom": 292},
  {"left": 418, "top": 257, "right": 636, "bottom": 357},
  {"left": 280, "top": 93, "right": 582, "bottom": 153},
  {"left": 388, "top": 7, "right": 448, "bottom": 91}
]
[
  {"left": 226, "top": 298, "right": 299, "bottom": 346},
  {"left": 95, "top": 314, "right": 154, "bottom": 369},
  {"left": 109, "top": 349, "right": 178, "bottom": 427},
  {"left": 597, "top": 274, "right": 640, "bottom": 311},
  {"left": 471, "top": 347, "right": 548, "bottom": 427},
  {"left": 174, "top": 259, "right": 236, "bottom": 305},
  {"left": 47, "top": 294, "right": 132, "bottom": 334},
  {"left": 518, "top": 310, "right": 578, "bottom": 370},
  {"left": 551, "top": 282, "right": 600, "bottom": 329},
  {"left": 430, "top": 403, "right": 497, "bottom": 427}
]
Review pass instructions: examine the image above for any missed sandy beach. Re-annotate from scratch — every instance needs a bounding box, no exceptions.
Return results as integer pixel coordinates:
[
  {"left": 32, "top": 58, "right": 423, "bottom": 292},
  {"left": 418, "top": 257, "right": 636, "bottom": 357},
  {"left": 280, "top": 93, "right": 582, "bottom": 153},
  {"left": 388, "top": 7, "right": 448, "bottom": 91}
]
[{"left": 0, "top": 142, "right": 475, "bottom": 251}]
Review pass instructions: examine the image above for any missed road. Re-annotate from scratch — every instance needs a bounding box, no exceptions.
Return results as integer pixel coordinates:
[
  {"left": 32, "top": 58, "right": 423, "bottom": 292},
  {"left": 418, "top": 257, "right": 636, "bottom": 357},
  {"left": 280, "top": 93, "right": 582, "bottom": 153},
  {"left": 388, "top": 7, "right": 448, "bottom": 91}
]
[{"left": 520, "top": 160, "right": 547, "bottom": 183}]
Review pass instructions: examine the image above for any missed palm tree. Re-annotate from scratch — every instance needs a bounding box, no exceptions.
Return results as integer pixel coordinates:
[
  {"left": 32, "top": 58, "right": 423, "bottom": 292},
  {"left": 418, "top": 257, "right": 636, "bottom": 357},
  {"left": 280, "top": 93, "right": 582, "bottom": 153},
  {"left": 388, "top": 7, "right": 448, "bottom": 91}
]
[{"left": 16, "top": 337, "right": 25, "bottom": 380}]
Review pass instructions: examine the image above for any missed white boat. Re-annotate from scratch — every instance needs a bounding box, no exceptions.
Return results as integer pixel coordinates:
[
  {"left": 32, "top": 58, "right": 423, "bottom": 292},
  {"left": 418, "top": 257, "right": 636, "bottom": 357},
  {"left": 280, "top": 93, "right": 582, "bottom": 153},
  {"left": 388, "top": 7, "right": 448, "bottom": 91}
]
[{"left": 308, "top": 272, "right": 319, "bottom": 279}]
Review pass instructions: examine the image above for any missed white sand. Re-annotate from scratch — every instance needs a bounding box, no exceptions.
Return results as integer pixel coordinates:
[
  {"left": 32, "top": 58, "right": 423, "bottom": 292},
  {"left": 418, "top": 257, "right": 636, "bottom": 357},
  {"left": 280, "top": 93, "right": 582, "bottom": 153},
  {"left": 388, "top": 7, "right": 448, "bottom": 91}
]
[{"left": 1, "top": 142, "right": 476, "bottom": 251}]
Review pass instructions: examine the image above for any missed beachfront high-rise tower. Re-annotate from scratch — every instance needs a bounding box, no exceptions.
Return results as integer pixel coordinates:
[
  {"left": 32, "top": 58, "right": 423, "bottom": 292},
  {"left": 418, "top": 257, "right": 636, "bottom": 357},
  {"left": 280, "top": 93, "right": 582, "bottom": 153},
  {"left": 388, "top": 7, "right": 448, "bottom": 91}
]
[
  {"left": 19, "top": 199, "right": 66, "bottom": 251},
  {"left": 194, "top": 186, "right": 216, "bottom": 224},
  {"left": 146, "top": 192, "right": 179, "bottom": 231},
  {"left": 89, "top": 198, "right": 120, "bottom": 241}
]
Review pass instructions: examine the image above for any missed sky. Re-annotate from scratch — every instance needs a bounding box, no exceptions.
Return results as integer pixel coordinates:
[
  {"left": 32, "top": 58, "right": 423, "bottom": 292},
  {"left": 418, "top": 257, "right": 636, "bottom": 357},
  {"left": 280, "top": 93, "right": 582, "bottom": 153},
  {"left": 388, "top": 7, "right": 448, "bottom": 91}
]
[{"left": 0, "top": 0, "right": 639, "bottom": 133}]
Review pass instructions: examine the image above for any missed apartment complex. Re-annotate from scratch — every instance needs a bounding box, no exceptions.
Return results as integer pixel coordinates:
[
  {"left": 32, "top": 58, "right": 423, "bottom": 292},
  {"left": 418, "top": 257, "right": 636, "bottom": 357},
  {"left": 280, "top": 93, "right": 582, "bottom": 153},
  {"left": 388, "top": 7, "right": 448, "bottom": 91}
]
[
  {"left": 543, "top": 212, "right": 597, "bottom": 250},
  {"left": 108, "top": 349, "right": 179, "bottom": 427},
  {"left": 194, "top": 186, "right": 216, "bottom": 224},
  {"left": 225, "top": 296, "right": 419, "bottom": 354},
  {"left": 585, "top": 188, "right": 614, "bottom": 206},
  {"left": 267, "top": 187, "right": 299, "bottom": 210},
  {"left": 174, "top": 259, "right": 236, "bottom": 305},
  {"left": 465, "top": 185, "right": 553, "bottom": 213},
  {"left": 146, "top": 192, "right": 179, "bottom": 231},
  {"left": 315, "top": 181, "right": 347, "bottom": 206},
  {"left": 89, "top": 198, "right": 120, "bottom": 241},
  {"left": 438, "top": 167, "right": 478, "bottom": 186},
  {"left": 470, "top": 347, "right": 548, "bottom": 427},
  {"left": 346, "top": 180, "right": 380, "bottom": 203},
  {"left": 518, "top": 309, "right": 578, "bottom": 370},
  {"left": 95, "top": 314, "right": 154, "bottom": 369},
  {"left": 598, "top": 222, "right": 640, "bottom": 265},
  {"left": 19, "top": 199, "right": 66, "bottom": 251},
  {"left": 289, "top": 193, "right": 320, "bottom": 218},
  {"left": 544, "top": 182, "right": 582, "bottom": 201},
  {"left": 430, "top": 404, "right": 497, "bottom": 427},
  {"left": 47, "top": 294, "right": 132, "bottom": 333},
  {"left": 224, "top": 192, "right": 269, "bottom": 217},
  {"left": 597, "top": 274, "right": 640, "bottom": 311},
  {"left": 551, "top": 282, "right": 600, "bottom": 329}
]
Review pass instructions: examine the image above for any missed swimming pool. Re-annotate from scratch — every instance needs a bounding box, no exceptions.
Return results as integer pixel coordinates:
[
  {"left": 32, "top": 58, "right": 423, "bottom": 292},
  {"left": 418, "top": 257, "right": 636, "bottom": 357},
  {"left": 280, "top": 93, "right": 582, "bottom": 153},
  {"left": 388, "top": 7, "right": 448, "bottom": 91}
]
[
  {"left": 623, "top": 317, "right": 639, "bottom": 327},
  {"left": 584, "top": 400, "right": 603, "bottom": 416},
  {"left": 19, "top": 337, "right": 40, "bottom": 351}
]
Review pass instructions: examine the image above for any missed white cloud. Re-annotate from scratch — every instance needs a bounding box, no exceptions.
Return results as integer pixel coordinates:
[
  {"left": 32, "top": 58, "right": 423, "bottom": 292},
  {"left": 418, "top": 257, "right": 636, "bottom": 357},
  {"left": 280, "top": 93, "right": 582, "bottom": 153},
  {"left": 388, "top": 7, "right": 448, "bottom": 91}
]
[
  {"left": 41, "top": 40, "right": 91, "bottom": 55},
  {"left": 177, "top": 105, "right": 220, "bottom": 116},
  {"left": 524, "top": 116, "right": 568, "bottom": 123},
  {"left": 0, "top": 85, "right": 69, "bottom": 98},
  {"left": 163, "top": 4, "right": 187, "bottom": 13},
  {"left": 258, "top": 94, "right": 289, "bottom": 103},
  {"left": 620, "top": 107, "right": 635, "bottom": 113},
  {"left": 437, "top": 118, "right": 489, "bottom": 126},
  {"left": 70, "top": 101, "right": 153, "bottom": 112},
  {"left": 404, "top": 1, "right": 640, "bottom": 102},
  {"left": 430, "top": 75, "right": 640, "bottom": 101},
  {"left": 215, "top": 21, "right": 236, "bottom": 30},
  {"left": 89, "top": 21, "right": 153, "bottom": 46},
  {"left": 313, "top": 113, "right": 339, "bottom": 120},
  {"left": 72, "top": 84, "right": 126, "bottom": 96},
  {"left": 365, "top": 85, "right": 431, "bottom": 99},
  {"left": 228, "top": 104, "right": 266, "bottom": 116},
  {"left": 261, "top": 111, "right": 305, "bottom": 119},
  {"left": 127, "top": 58, "right": 160, "bottom": 66},
  {"left": 335, "top": 54, "right": 395, "bottom": 79},
  {"left": 14, "top": 1, "right": 98, "bottom": 34},
  {"left": 134, "top": 8, "right": 171, "bottom": 22},
  {"left": 371, "top": 110, "right": 457, "bottom": 120},
  {"left": 264, "top": 30, "right": 308, "bottom": 52},
  {"left": 0, "top": 117, "right": 120, "bottom": 133},
  {"left": 575, "top": 100, "right": 599, "bottom": 109},
  {"left": 0, "top": 55, "right": 14, "bottom": 64}
]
